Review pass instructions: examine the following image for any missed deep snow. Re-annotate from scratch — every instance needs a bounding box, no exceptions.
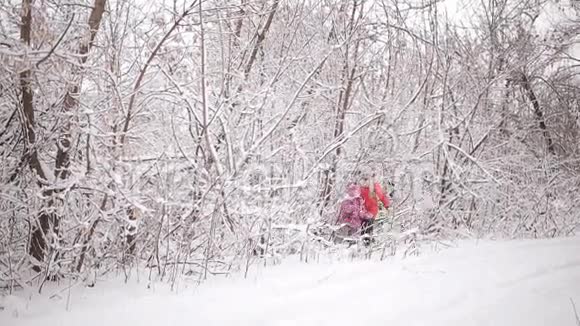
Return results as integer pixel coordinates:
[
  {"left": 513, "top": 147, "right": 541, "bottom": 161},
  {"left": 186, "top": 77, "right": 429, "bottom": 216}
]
[{"left": 2, "top": 236, "right": 580, "bottom": 326}]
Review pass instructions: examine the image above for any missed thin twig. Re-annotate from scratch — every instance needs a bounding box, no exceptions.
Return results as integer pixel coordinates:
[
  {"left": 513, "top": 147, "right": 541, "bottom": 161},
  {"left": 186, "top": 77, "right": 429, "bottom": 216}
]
[
  {"left": 120, "top": 0, "right": 198, "bottom": 146},
  {"left": 36, "top": 14, "right": 76, "bottom": 68},
  {"left": 571, "top": 298, "right": 580, "bottom": 326}
]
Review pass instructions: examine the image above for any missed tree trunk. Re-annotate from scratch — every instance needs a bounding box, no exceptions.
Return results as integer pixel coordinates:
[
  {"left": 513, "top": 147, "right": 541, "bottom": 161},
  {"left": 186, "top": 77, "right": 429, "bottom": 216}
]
[
  {"left": 242, "top": 0, "right": 279, "bottom": 79},
  {"left": 55, "top": 0, "right": 106, "bottom": 181},
  {"left": 521, "top": 74, "right": 555, "bottom": 155},
  {"left": 18, "top": 0, "right": 50, "bottom": 272}
]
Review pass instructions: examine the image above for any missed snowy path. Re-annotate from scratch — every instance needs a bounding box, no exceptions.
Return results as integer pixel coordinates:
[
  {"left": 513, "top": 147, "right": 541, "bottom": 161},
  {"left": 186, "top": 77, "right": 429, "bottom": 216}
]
[{"left": 3, "top": 236, "right": 580, "bottom": 326}]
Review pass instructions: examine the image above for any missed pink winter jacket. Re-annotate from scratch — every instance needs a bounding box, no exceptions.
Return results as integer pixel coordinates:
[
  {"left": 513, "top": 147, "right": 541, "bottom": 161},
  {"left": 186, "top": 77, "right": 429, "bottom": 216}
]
[{"left": 338, "top": 196, "right": 370, "bottom": 230}]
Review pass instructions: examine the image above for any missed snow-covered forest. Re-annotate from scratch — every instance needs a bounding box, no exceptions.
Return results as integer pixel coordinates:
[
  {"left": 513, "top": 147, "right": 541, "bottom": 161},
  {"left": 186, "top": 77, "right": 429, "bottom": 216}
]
[{"left": 1, "top": 0, "right": 580, "bottom": 294}]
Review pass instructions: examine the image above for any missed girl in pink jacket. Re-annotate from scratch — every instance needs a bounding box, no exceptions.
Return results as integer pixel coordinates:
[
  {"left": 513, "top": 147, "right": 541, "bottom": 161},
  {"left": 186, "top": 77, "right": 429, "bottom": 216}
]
[{"left": 337, "top": 183, "right": 372, "bottom": 236}]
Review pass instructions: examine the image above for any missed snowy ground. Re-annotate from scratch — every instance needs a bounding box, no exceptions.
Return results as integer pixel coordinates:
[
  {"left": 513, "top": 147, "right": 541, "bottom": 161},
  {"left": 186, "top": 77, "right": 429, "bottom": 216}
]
[{"left": 2, "top": 236, "right": 580, "bottom": 326}]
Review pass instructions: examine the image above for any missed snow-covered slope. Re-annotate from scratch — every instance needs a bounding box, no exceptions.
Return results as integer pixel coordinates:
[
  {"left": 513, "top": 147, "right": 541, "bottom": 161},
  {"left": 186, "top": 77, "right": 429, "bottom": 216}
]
[{"left": 2, "top": 236, "right": 580, "bottom": 326}]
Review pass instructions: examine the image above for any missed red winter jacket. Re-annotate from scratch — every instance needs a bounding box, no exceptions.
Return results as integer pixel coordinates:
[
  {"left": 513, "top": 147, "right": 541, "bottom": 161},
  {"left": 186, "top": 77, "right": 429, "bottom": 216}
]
[{"left": 360, "top": 183, "right": 390, "bottom": 218}]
